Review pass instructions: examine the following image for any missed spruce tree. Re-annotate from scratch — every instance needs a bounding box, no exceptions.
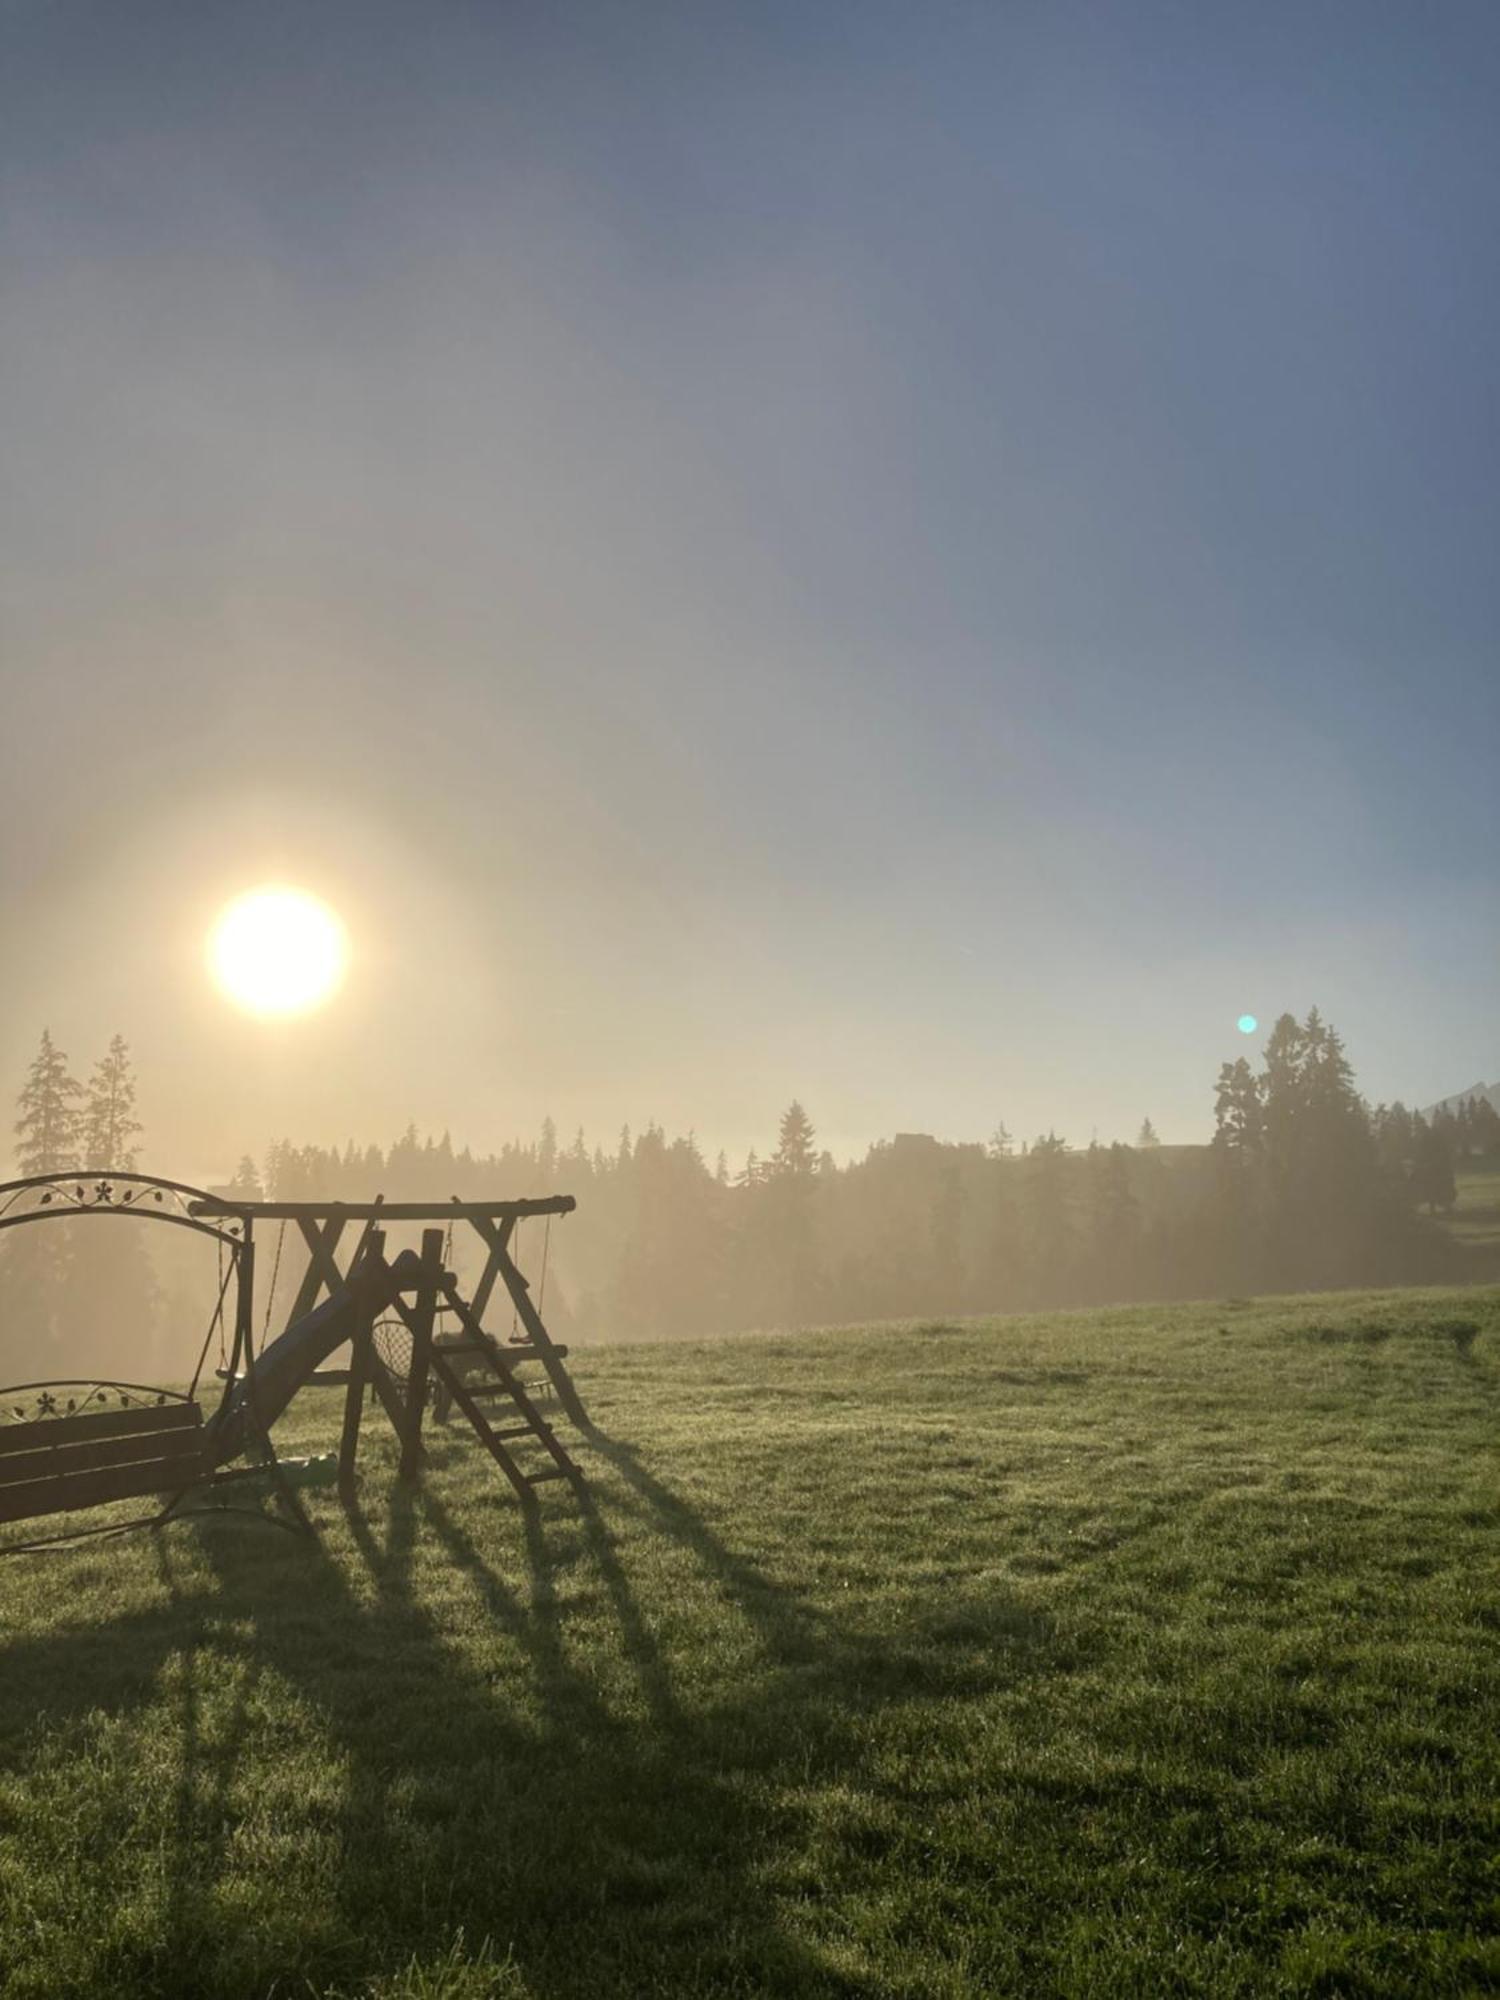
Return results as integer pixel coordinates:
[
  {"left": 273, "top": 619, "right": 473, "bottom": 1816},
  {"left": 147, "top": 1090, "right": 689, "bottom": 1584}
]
[
  {"left": 763, "top": 1103, "right": 822, "bottom": 1323},
  {"left": 1250, "top": 1009, "right": 1386, "bottom": 1283},
  {"left": 1212, "top": 1058, "right": 1264, "bottom": 1160},
  {"left": 82, "top": 1034, "right": 143, "bottom": 1172},
  {"left": 982, "top": 1149, "right": 1022, "bottom": 1309},
  {"left": 929, "top": 1160, "right": 965, "bottom": 1311},
  {"left": 771, "top": 1101, "right": 817, "bottom": 1176},
  {"left": 1411, "top": 1117, "right": 1457, "bottom": 1213},
  {"left": 1086, "top": 1143, "right": 1140, "bottom": 1300},
  {"left": 1025, "top": 1133, "right": 1074, "bottom": 1303},
  {"left": 14, "top": 1028, "right": 82, "bottom": 1174}
]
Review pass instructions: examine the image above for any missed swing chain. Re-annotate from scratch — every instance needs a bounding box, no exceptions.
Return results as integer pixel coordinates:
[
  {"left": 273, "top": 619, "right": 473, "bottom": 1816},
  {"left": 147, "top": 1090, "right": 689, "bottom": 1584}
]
[
  {"left": 262, "top": 1217, "right": 287, "bottom": 1339},
  {"left": 215, "top": 1237, "right": 228, "bottom": 1372}
]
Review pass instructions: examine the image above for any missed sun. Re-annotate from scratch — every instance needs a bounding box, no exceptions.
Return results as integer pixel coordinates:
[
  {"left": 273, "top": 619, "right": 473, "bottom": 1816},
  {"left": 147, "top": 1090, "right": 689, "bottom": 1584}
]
[{"left": 208, "top": 887, "right": 348, "bottom": 1018}]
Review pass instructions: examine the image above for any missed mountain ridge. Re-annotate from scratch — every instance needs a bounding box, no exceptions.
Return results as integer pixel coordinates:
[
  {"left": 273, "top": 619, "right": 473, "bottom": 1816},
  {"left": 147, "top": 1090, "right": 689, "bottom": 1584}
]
[{"left": 1420, "top": 1079, "right": 1500, "bottom": 1120}]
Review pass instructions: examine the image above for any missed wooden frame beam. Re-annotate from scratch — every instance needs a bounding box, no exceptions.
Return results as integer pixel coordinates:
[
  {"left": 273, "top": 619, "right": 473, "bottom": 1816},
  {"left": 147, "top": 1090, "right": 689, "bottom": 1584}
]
[{"left": 189, "top": 1198, "right": 575, "bottom": 1221}]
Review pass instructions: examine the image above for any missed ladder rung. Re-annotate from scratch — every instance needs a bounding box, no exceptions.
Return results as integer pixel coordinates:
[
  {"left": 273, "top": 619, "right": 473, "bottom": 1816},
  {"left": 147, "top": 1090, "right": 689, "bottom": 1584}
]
[
  {"left": 523, "top": 1468, "right": 574, "bottom": 1485},
  {"left": 489, "top": 1425, "right": 543, "bottom": 1440}
]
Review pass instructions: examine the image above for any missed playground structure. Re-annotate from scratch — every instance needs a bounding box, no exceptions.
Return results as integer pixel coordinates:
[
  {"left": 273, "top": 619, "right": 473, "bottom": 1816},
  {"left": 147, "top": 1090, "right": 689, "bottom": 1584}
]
[{"left": 0, "top": 1173, "right": 590, "bottom": 1551}]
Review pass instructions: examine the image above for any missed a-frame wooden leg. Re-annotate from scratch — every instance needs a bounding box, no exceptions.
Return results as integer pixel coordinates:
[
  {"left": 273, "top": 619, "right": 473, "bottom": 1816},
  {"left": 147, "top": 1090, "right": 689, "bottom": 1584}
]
[
  {"left": 461, "top": 1209, "right": 593, "bottom": 1432},
  {"left": 399, "top": 1229, "right": 442, "bottom": 1484},
  {"left": 494, "top": 1247, "right": 594, "bottom": 1433},
  {"left": 338, "top": 1316, "right": 370, "bottom": 1507}
]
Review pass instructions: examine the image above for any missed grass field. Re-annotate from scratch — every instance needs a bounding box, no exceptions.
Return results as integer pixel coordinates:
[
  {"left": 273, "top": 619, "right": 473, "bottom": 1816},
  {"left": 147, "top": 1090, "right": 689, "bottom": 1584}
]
[
  {"left": 1450, "top": 1162, "right": 1500, "bottom": 1258},
  {"left": 1, "top": 1286, "right": 1498, "bottom": 1998}
]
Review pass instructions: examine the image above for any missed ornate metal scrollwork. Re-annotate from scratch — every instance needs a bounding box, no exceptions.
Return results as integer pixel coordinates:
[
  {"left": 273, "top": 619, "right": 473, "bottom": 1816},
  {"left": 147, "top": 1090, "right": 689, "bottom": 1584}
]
[
  {"left": 0, "top": 1172, "right": 244, "bottom": 1244},
  {"left": 0, "top": 1379, "right": 196, "bottom": 1425}
]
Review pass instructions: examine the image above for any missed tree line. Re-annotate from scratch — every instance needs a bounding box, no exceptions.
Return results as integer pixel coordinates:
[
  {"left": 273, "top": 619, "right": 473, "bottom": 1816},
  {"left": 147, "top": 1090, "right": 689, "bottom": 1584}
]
[
  {"left": 3, "top": 1012, "right": 1490, "bottom": 1374},
  {"left": 1, "top": 1030, "right": 159, "bottom": 1374}
]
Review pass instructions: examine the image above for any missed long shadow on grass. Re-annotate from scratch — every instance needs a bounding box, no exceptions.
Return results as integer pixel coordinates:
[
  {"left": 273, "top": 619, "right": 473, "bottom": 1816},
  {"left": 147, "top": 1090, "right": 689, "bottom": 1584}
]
[
  {"left": 0, "top": 1498, "right": 855, "bottom": 1995},
  {"left": 0, "top": 1439, "right": 1061, "bottom": 1999}
]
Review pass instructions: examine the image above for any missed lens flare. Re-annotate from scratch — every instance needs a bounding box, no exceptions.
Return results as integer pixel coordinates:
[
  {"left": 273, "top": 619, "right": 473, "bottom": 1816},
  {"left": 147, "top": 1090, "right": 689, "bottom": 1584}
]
[
  {"left": 1237, "top": 1014, "right": 1258, "bottom": 1035},
  {"left": 208, "top": 887, "right": 347, "bottom": 1018}
]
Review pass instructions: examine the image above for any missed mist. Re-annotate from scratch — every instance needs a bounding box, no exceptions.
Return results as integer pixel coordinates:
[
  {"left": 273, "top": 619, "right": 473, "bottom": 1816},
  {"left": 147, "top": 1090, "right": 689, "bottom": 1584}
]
[{"left": 3, "top": 3, "right": 1496, "bottom": 1195}]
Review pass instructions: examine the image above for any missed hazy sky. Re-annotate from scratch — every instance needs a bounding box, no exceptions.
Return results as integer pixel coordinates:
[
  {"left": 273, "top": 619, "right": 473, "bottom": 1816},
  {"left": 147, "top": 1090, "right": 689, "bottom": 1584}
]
[{"left": 3, "top": 0, "right": 1497, "bottom": 1178}]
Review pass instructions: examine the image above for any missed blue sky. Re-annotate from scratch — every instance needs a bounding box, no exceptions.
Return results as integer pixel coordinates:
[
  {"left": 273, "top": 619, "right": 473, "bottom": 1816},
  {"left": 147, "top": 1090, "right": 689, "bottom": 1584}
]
[{"left": 2, "top": 1, "right": 1496, "bottom": 1171}]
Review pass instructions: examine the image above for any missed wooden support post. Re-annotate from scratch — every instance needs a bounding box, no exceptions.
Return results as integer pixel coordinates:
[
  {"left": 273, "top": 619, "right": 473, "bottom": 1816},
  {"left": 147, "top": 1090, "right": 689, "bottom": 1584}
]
[
  {"left": 338, "top": 1319, "right": 369, "bottom": 1505},
  {"left": 399, "top": 1229, "right": 442, "bottom": 1484},
  {"left": 338, "top": 1229, "right": 383, "bottom": 1504}
]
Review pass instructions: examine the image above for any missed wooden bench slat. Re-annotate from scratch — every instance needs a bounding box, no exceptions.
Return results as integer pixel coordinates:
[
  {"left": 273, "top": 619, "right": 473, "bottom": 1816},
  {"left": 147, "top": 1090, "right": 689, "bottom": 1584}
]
[
  {"left": 0, "top": 1425, "right": 205, "bottom": 1487},
  {"left": 0, "top": 1402, "right": 199, "bottom": 1456},
  {"left": 0, "top": 1450, "right": 210, "bottom": 1524}
]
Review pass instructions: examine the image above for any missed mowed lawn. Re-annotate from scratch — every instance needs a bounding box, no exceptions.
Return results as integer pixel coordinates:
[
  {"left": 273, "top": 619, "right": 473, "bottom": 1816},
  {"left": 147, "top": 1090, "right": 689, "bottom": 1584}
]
[
  {"left": 1, "top": 1289, "right": 1497, "bottom": 1999},
  {"left": 1451, "top": 1163, "right": 1500, "bottom": 1257}
]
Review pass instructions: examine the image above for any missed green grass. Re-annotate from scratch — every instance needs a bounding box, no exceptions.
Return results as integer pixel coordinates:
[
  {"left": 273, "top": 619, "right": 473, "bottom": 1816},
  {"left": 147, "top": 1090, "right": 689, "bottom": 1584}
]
[
  {"left": 2, "top": 1286, "right": 1498, "bottom": 1998},
  {"left": 1450, "top": 1163, "right": 1500, "bottom": 1255}
]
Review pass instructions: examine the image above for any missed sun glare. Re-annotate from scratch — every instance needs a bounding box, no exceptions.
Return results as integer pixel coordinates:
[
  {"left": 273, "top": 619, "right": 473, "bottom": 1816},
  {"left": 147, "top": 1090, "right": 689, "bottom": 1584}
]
[{"left": 208, "top": 887, "right": 348, "bottom": 1018}]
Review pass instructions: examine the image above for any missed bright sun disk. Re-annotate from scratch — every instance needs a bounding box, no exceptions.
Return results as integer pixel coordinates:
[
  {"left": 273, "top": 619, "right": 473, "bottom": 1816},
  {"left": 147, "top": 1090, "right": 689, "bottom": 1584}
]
[{"left": 209, "top": 887, "right": 347, "bottom": 1017}]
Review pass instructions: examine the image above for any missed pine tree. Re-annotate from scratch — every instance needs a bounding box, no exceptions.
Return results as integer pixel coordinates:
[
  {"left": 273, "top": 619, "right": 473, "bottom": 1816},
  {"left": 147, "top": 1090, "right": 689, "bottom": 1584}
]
[
  {"left": 1025, "top": 1133, "right": 1074, "bottom": 1303},
  {"left": 82, "top": 1034, "right": 143, "bottom": 1172},
  {"left": 1411, "top": 1116, "right": 1457, "bottom": 1213},
  {"left": 1212, "top": 1058, "right": 1263, "bottom": 1159},
  {"left": 982, "top": 1149, "right": 1022, "bottom": 1309},
  {"left": 761, "top": 1103, "right": 822, "bottom": 1323},
  {"left": 1136, "top": 1117, "right": 1161, "bottom": 1149},
  {"left": 3, "top": 1034, "right": 84, "bottom": 1371},
  {"left": 771, "top": 1101, "right": 817, "bottom": 1177},
  {"left": 1250, "top": 1008, "right": 1386, "bottom": 1283},
  {"left": 14, "top": 1029, "right": 82, "bottom": 1174},
  {"left": 1087, "top": 1142, "right": 1140, "bottom": 1298},
  {"left": 929, "top": 1160, "right": 965, "bottom": 1311}
]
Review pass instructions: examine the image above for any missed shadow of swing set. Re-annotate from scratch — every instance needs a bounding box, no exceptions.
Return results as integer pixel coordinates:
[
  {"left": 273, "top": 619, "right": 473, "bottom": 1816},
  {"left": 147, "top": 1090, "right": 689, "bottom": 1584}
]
[{"left": 0, "top": 1172, "right": 593, "bottom": 1552}]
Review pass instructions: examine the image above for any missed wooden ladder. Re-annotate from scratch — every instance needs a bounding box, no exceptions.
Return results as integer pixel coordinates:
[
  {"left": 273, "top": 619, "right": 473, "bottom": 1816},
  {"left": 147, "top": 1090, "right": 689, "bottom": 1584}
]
[{"left": 425, "top": 1275, "right": 581, "bottom": 1500}]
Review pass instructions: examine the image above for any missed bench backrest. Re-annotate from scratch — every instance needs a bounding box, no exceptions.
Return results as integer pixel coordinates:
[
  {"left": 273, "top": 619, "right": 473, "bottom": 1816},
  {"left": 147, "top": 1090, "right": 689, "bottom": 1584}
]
[{"left": 0, "top": 1399, "right": 208, "bottom": 1525}]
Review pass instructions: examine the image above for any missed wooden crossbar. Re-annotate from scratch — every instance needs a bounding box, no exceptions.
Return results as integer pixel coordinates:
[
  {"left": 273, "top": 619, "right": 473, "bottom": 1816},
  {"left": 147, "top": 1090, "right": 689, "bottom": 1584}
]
[{"left": 188, "top": 1198, "right": 575, "bottom": 1221}]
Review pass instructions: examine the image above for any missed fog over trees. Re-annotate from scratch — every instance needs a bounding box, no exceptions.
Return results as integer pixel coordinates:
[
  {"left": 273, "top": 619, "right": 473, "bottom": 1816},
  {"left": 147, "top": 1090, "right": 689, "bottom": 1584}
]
[{"left": 4, "top": 1013, "right": 1493, "bottom": 1378}]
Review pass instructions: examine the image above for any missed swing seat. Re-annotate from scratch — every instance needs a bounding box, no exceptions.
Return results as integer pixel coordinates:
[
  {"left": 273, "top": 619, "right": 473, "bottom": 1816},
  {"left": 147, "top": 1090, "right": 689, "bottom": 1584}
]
[{"left": 0, "top": 1391, "right": 210, "bottom": 1528}]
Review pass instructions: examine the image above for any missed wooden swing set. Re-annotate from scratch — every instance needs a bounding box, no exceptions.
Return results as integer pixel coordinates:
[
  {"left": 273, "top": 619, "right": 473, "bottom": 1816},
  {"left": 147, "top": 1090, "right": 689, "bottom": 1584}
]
[{"left": 0, "top": 1175, "right": 591, "bottom": 1551}]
